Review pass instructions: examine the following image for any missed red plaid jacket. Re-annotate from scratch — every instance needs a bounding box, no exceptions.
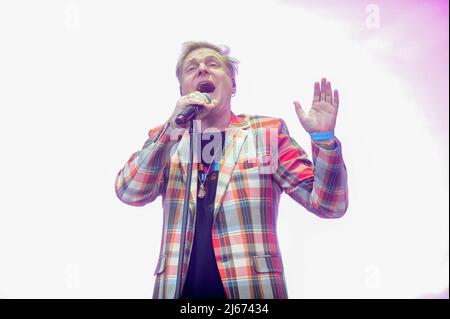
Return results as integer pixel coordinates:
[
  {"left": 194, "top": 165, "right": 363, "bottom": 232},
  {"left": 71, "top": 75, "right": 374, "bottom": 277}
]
[{"left": 115, "top": 112, "right": 348, "bottom": 299}]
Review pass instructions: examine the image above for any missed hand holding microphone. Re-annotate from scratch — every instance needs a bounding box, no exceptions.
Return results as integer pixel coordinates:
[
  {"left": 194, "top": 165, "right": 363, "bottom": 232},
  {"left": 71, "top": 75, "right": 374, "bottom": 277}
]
[{"left": 169, "top": 81, "right": 216, "bottom": 128}]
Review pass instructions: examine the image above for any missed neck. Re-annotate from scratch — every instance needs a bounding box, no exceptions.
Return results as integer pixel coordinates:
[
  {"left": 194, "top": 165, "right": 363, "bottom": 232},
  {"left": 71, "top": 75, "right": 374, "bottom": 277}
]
[{"left": 199, "top": 109, "right": 231, "bottom": 132}]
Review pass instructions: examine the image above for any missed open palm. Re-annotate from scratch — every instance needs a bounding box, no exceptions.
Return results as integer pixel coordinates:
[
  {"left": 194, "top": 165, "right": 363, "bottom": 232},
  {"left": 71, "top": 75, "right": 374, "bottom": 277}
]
[{"left": 294, "top": 77, "right": 339, "bottom": 134}]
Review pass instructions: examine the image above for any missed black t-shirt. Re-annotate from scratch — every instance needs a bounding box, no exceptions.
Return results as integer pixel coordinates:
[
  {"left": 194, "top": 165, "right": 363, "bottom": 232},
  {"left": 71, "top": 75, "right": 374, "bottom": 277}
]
[{"left": 181, "top": 131, "right": 227, "bottom": 299}]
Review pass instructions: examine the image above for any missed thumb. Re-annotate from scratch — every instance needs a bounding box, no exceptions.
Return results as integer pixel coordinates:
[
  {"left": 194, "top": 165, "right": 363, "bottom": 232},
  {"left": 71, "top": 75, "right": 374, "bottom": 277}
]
[{"left": 294, "top": 101, "right": 306, "bottom": 124}]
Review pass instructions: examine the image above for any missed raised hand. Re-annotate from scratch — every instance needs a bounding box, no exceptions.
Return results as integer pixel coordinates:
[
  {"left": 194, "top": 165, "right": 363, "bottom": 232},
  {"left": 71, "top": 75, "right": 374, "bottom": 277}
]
[{"left": 294, "top": 77, "right": 339, "bottom": 134}]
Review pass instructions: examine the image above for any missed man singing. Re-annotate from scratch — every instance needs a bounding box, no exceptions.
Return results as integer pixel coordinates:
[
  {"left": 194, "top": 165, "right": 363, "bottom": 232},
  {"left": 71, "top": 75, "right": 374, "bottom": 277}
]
[{"left": 114, "top": 41, "right": 349, "bottom": 299}]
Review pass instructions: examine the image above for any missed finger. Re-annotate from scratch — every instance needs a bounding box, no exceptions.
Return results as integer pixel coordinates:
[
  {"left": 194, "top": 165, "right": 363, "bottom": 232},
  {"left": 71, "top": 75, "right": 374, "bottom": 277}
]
[
  {"left": 183, "top": 97, "right": 208, "bottom": 105},
  {"left": 313, "top": 82, "right": 320, "bottom": 103},
  {"left": 183, "top": 98, "right": 210, "bottom": 108},
  {"left": 333, "top": 89, "right": 339, "bottom": 108},
  {"left": 192, "top": 91, "right": 211, "bottom": 101},
  {"left": 185, "top": 92, "right": 198, "bottom": 98},
  {"left": 325, "top": 81, "right": 332, "bottom": 104},
  {"left": 184, "top": 91, "right": 207, "bottom": 101},
  {"left": 320, "top": 77, "right": 327, "bottom": 101},
  {"left": 293, "top": 101, "right": 306, "bottom": 125}
]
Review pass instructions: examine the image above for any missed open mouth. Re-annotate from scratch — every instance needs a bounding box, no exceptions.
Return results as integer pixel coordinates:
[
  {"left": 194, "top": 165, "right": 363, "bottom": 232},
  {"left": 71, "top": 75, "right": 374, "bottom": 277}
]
[{"left": 197, "top": 81, "right": 215, "bottom": 93}]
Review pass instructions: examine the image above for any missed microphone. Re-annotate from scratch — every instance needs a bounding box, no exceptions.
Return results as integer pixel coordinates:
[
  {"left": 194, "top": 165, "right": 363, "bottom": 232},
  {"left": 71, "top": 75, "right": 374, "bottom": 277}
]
[{"left": 175, "top": 81, "right": 215, "bottom": 125}]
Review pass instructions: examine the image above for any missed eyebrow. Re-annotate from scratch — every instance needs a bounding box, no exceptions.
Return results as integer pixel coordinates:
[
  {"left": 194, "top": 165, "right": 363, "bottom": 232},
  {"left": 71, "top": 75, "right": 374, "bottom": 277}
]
[{"left": 184, "top": 55, "right": 221, "bottom": 67}]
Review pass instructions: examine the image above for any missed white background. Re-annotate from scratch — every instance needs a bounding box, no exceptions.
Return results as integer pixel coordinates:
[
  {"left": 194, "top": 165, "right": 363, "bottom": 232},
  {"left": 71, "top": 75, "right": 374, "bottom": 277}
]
[{"left": 0, "top": 0, "right": 448, "bottom": 298}]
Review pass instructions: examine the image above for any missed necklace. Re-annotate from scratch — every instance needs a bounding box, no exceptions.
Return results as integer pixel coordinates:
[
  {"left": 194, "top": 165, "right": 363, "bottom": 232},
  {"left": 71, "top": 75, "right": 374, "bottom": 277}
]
[{"left": 198, "top": 148, "right": 222, "bottom": 199}]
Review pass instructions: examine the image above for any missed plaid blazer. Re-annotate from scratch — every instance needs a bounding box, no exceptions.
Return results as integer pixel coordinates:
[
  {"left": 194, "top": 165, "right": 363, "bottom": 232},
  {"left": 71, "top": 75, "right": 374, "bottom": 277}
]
[{"left": 115, "top": 112, "right": 348, "bottom": 299}]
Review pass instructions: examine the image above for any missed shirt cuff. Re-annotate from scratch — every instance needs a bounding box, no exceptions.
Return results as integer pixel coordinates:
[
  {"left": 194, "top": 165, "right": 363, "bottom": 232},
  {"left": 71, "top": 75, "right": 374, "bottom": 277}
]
[{"left": 312, "top": 137, "right": 338, "bottom": 150}]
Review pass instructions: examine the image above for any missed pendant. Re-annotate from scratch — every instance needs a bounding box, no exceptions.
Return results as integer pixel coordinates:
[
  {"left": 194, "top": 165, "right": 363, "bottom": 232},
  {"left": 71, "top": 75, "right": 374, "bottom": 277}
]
[{"left": 198, "top": 183, "right": 207, "bottom": 198}]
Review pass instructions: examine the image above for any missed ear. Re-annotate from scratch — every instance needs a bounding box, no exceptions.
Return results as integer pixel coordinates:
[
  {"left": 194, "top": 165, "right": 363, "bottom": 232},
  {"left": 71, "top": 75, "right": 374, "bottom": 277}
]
[{"left": 231, "top": 78, "right": 236, "bottom": 94}]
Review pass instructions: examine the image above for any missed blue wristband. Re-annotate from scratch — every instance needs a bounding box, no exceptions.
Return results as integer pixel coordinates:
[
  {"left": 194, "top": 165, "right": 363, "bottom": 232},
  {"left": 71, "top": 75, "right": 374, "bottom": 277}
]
[{"left": 310, "top": 131, "right": 334, "bottom": 141}]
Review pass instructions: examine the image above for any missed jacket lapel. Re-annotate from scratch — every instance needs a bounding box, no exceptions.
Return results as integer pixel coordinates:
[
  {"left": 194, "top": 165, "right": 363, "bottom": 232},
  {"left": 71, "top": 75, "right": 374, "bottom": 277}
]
[{"left": 213, "top": 113, "right": 250, "bottom": 221}]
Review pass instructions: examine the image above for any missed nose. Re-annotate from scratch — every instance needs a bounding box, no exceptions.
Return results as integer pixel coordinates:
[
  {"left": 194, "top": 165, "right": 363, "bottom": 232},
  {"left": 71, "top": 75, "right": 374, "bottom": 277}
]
[{"left": 197, "top": 62, "right": 209, "bottom": 75}]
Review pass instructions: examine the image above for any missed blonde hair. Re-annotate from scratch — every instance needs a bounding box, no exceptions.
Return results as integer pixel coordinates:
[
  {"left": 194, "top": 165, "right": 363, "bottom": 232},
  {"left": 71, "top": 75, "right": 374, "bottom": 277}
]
[{"left": 175, "top": 41, "right": 239, "bottom": 83}]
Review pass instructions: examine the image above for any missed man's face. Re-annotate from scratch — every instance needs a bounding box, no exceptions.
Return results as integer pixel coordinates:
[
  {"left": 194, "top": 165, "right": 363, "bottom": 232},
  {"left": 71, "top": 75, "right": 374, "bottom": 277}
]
[{"left": 180, "top": 48, "right": 235, "bottom": 112}]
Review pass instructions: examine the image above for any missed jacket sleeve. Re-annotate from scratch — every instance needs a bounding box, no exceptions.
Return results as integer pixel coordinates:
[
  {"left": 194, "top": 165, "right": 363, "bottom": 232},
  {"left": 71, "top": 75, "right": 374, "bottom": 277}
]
[
  {"left": 114, "top": 122, "right": 182, "bottom": 207},
  {"left": 273, "top": 120, "right": 349, "bottom": 218}
]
